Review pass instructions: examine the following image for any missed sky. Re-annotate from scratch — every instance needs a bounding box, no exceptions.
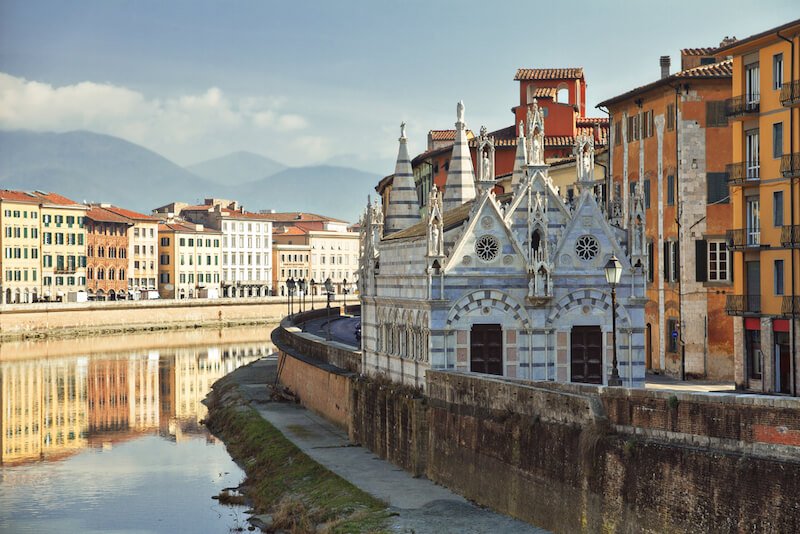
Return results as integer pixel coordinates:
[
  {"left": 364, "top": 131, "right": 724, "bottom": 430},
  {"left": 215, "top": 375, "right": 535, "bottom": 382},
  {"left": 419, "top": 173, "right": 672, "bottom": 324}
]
[{"left": 1, "top": 0, "right": 798, "bottom": 173}]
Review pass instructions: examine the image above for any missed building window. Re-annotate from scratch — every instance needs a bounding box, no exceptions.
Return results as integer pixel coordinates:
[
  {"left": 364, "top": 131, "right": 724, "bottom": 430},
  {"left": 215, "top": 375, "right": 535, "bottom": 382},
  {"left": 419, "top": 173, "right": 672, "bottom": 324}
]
[
  {"left": 773, "top": 122, "right": 783, "bottom": 159},
  {"left": 746, "top": 329, "right": 762, "bottom": 379},
  {"left": 773, "top": 53, "right": 783, "bottom": 90},
  {"left": 745, "top": 63, "right": 760, "bottom": 105},
  {"left": 646, "top": 241, "right": 654, "bottom": 282},
  {"left": 666, "top": 103, "right": 675, "bottom": 131},
  {"left": 774, "top": 260, "right": 784, "bottom": 295},
  {"left": 614, "top": 121, "right": 621, "bottom": 146},
  {"left": 746, "top": 197, "right": 760, "bottom": 246},
  {"left": 707, "top": 241, "right": 729, "bottom": 282},
  {"left": 643, "top": 178, "right": 651, "bottom": 208},
  {"left": 773, "top": 191, "right": 784, "bottom": 227},
  {"left": 707, "top": 172, "right": 729, "bottom": 204},
  {"left": 160, "top": 273, "right": 169, "bottom": 284},
  {"left": 160, "top": 237, "right": 169, "bottom": 246},
  {"left": 663, "top": 240, "right": 679, "bottom": 282},
  {"left": 706, "top": 101, "right": 727, "bottom": 127},
  {"left": 666, "top": 174, "right": 675, "bottom": 205}
]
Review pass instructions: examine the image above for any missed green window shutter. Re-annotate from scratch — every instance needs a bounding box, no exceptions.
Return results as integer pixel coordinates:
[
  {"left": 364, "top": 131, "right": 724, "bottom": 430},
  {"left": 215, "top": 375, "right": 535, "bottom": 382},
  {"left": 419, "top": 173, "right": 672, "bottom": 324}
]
[{"left": 695, "top": 240, "right": 707, "bottom": 282}]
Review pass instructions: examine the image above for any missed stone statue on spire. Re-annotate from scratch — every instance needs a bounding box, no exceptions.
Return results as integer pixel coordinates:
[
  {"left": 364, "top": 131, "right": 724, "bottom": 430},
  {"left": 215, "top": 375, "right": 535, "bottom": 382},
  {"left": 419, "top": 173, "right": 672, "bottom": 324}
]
[
  {"left": 400, "top": 121, "right": 406, "bottom": 139},
  {"left": 574, "top": 128, "right": 595, "bottom": 184},
  {"left": 457, "top": 101, "right": 465, "bottom": 124},
  {"left": 527, "top": 99, "right": 545, "bottom": 165}
]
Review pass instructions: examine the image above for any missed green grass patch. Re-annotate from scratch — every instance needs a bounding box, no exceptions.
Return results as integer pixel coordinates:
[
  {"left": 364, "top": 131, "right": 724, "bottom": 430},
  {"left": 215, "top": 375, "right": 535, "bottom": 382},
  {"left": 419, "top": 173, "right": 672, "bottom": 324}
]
[{"left": 205, "top": 384, "right": 390, "bottom": 533}]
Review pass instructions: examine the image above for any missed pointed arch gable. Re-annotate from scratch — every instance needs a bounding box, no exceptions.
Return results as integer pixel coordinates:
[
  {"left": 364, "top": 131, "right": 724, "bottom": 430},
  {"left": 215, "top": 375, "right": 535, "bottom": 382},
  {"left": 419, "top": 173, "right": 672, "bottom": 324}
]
[
  {"left": 547, "top": 288, "right": 631, "bottom": 327},
  {"left": 446, "top": 289, "right": 530, "bottom": 329}
]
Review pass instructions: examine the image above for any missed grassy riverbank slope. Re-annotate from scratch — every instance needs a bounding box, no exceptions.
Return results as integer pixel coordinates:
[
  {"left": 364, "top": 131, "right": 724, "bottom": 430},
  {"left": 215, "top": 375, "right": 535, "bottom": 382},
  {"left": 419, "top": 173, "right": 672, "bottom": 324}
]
[{"left": 204, "top": 372, "right": 390, "bottom": 533}]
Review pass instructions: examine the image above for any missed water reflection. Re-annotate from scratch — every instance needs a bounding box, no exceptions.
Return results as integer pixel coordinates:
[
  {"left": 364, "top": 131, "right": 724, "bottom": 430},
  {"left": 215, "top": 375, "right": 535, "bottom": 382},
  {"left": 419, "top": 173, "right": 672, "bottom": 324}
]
[{"left": 1, "top": 339, "right": 274, "bottom": 466}]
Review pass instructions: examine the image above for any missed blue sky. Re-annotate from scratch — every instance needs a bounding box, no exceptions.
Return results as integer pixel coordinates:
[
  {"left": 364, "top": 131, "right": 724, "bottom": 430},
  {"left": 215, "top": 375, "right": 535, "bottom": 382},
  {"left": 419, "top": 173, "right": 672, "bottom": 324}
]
[{"left": 1, "top": 0, "right": 797, "bottom": 172}]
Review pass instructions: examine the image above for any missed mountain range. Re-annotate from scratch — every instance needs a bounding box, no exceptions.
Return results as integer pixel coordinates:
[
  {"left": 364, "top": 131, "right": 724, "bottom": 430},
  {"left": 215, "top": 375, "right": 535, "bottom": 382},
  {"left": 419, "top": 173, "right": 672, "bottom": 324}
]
[{"left": 0, "top": 130, "right": 380, "bottom": 222}]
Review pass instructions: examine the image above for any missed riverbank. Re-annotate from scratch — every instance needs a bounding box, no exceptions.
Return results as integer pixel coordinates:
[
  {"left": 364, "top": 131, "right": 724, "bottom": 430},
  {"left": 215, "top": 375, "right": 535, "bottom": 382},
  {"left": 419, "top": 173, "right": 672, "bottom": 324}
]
[
  {"left": 0, "top": 297, "right": 338, "bottom": 342},
  {"left": 203, "top": 359, "right": 391, "bottom": 533}
]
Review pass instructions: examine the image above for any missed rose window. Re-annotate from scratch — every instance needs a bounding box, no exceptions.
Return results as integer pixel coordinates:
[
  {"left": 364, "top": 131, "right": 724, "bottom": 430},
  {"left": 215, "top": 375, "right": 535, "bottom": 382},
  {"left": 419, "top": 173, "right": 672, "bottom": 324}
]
[
  {"left": 575, "top": 235, "right": 599, "bottom": 261},
  {"left": 475, "top": 235, "right": 499, "bottom": 261}
]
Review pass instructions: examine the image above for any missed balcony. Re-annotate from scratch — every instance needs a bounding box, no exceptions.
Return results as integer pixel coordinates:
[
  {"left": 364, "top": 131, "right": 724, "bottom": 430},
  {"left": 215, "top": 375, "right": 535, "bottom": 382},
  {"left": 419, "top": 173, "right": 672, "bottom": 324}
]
[
  {"left": 780, "top": 80, "right": 800, "bottom": 107},
  {"left": 781, "top": 153, "right": 800, "bottom": 178},
  {"left": 725, "top": 94, "right": 760, "bottom": 118},
  {"left": 54, "top": 266, "right": 77, "bottom": 274},
  {"left": 726, "top": 294, "right": 761, "bottom": 315},
  {"left": 782, "top": 225, "right": 800, "bottom": 247},
  {"left": 782, "top": 296, "right": 800, "bottom": 316},
  {"left": 726, "top": 228, "right": 761, "bottom": 250},
  {"left": 726, "top": 162, "right": 759, "bottom": 185}
]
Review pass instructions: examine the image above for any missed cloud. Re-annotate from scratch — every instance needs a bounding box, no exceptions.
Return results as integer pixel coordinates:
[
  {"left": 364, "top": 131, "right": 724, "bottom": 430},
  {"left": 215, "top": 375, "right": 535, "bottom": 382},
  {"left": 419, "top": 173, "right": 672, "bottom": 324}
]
[{"left": 0, "top": 72, "right": 313, "bottom": 163}]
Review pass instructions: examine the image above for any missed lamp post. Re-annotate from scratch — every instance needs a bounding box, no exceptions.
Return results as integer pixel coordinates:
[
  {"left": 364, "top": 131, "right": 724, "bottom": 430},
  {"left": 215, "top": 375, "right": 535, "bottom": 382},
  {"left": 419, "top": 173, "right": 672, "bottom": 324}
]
[
  {"left": 286, "top": 277, "right": 296, "bottom": 316},
  {"left": 298, "top": 278, "right": 306, "bottom": 313},
  {"left": 342, "top": 278, "right": 348, "bottom": 314},
  {"left": 324, "top": 277, "right": 334, "bottom": 341},
  {"left": 310, "top": 278, "right": 316, "bottom": 310},
  {"left": 604, "top": 255, "right": 623, "bottom": 387}
]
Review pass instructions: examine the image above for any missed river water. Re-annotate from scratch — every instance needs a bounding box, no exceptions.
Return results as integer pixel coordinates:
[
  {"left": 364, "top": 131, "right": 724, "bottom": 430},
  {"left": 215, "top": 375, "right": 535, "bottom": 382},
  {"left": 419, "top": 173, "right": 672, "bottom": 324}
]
[{"left": 0, "top": 325, "right": 277, "bottom": 534}]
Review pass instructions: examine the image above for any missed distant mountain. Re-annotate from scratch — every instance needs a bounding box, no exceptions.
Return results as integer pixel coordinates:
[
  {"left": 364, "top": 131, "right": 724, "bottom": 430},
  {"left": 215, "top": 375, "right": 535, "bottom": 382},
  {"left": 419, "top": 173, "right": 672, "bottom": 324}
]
[
  {"left": 323, "top": 153, "right": 393, "bottom": 176},
  {"left": 0, "top": 130, "right": 224, "bottom": 212},
  {"left": 186, "top": 150, "right": 287, "bottom": 185},
  {"left": 238, "top": 165, "right": 379, "bottom": 222},
  {"left": 0, "top": 130, "right": 378, "bottom": 222}
]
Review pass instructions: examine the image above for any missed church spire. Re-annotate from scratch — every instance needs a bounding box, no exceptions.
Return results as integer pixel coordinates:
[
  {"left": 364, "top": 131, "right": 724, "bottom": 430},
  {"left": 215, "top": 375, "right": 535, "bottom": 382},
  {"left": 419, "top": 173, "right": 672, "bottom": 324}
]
[
  {"left": 442, "top": 101, "right": 476, "bottom": 212},
  {"left": 384, "top": 122, "right": 421, "bottom": 234},
  {"left": 511, "top": 120, "right": 528, "bottom": 188}
]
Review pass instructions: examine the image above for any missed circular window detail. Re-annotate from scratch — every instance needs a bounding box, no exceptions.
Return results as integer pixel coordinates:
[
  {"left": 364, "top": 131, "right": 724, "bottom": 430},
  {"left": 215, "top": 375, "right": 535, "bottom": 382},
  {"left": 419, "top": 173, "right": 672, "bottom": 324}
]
[
  {"left": 475, "top": 235, "right": 499, "bottom": 262},
  {"left": 575, "top": 235, "right": 599, "bottom": 261}
]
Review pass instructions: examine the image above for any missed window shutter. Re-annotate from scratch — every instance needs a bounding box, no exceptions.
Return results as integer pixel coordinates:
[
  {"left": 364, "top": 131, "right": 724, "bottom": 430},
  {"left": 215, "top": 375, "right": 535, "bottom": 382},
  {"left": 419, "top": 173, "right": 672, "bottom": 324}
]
[
  {"left": 663, "top": 241, "right": 670, "bottom": 281},
  {"left": 695, "top": 240, "right": 707, "bottom": 282},
  {"left": 648, "top": 241, "right": 654, "bottom": 282},
  {"left": 673, "top": 242, "right": 680, "bottom": 282}
]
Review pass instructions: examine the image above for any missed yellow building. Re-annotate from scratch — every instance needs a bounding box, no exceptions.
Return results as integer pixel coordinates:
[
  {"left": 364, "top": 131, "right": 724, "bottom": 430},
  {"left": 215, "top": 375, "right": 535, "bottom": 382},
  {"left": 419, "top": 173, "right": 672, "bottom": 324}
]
[
  {"left": 720, "top": 19, "right": 799, "bottom": 396},
  {"left": 157, "top": 218, "right": 221, "bottom": 299},
  {"left": 32, "top": 192, "right": 88, "bottom": 301},
  {"left": 0, "top": 191, "right": 42, "bottom": 303}
]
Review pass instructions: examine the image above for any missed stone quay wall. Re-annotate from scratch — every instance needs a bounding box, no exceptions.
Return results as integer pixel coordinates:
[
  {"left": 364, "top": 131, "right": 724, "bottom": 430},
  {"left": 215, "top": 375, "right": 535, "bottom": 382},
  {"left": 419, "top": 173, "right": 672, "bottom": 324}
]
[{"left": 274, "top": 307, "right": 800, "bottom": 533}]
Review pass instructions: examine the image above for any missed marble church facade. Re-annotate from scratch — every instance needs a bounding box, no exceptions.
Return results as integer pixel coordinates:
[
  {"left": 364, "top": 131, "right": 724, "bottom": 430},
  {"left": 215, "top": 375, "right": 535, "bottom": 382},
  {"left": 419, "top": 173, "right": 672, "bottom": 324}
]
[{"left": 359, "top": 101, "right": 647, "bottom": 389}]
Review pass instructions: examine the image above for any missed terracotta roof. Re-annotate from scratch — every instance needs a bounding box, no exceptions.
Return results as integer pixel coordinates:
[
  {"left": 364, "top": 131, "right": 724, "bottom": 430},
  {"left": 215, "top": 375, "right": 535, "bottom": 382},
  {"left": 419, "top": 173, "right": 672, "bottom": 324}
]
[
  {"left": 278, "top": 226, "right": 309, "bottom": 236},
  {"left": 0, "top": 190, "right": 40, "bottom": 204},
  {"left": 254, "top": 212, "right": 347, "bottom": 224},
  {"left": 92, "top": 204, "right": 157, "bottom": 222},
  {"left": 514, "top": 68, "right": 584, "bottom": 81},
  {"left": 681, "top": 47, "right": 716, "bottom": 55},
  {"left": 576, "top": 117, "right": 609, "bottom": 126},
  {"left": 531, "top": 87, "right": 557, "bottom": 99},
  {"left": 29, "top": 191, "right": 83, "bottom": 207},
  {"left": 158, "top": 220, "right": 221, "bottom": 234},
  {"left": 85, "top": 206, "right": 134, "bottom": 224},
  {"left": 715, "top": 19, "right": 800, "bottom": 54},
  {"left": 598, "top": 59, "right": 732, "bottom": 107},
  {"left": 429, "top": 130, "right": 456, "bottom": 141}
]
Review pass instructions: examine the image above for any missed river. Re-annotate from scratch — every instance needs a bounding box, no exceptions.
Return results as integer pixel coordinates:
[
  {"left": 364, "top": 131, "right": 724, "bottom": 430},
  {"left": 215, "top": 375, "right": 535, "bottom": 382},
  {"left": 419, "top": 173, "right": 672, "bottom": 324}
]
[{"left": 0, "top": 325, "right": 277, "bottom": 534}]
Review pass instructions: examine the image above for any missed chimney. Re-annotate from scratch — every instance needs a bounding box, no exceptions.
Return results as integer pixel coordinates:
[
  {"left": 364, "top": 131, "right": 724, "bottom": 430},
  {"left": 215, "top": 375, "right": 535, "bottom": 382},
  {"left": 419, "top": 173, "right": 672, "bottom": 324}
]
[{"left": 660, "top": 56, "right": 671, "bottom": 79}]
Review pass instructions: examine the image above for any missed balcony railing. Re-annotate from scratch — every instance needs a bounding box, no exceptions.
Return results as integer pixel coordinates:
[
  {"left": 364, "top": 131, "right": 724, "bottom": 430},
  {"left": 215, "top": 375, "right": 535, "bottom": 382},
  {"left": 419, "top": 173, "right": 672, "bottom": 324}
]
[
  {"left": 726, "top": 161, "right": 759, "bottom": 185},
  {"left": 726, "top": 228, "right": 761, "bottom": 250},
  {"left": 782, "top": 296, "right": 800, "bottom": 316},
  {"left": 54, "top": 267, "right": 77, "bottom": 274},
  {"left": 780, "top": 80, "right": 800, "bottom": 107},
  {"left": 782, "top": 225, "right": 800, "bottom": 247},
  {"left": 726, "top": 294, "right": 761, "bottom": 315},
  {"left": 781, "top": 153, "right": 800, "bottom": 178},
  {"left": 725, "top": 94, "right": 760, "bottom": 117}
]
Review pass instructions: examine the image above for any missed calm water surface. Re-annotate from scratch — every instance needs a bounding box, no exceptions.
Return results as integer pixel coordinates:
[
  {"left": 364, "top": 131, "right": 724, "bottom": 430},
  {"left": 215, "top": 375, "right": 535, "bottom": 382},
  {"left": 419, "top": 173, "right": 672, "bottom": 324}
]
[{"left": 0, "top": 326, "right": 276, "bottom": 534}]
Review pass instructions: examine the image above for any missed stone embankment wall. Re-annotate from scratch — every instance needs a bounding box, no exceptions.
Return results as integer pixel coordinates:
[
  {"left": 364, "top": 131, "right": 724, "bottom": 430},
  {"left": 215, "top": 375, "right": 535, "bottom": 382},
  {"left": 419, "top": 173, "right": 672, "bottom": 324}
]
[
  {"left": 0, "top": 297, "right": 342, "bottom": 341},
  {"left": 273, "top": 308, "right": 800, "bottom": 533}
]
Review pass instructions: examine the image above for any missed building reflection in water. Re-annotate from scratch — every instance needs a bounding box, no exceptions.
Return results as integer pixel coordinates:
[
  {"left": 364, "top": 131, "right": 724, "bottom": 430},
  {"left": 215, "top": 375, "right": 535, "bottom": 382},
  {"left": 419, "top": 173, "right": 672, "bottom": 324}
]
[{"left": 1, "top": 341, "right": 273, "bottom": 466}]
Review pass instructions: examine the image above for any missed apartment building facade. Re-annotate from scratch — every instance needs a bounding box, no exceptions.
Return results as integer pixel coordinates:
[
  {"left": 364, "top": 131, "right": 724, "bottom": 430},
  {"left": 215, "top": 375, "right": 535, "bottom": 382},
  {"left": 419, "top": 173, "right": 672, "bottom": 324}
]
[
  {"left": 599, "top": 49, "right": 734, "bottom": 380},
  {"left": 84, "top": 205, "right": 132, "bottom": 300},
  {"left": 157, "top": 219, "right": 222, "bottom": 299},
  {"left": 0, "top": 191, "right": 41, "bottom": 304},
  {"left": 33, "top": 192, "right": 87, "bottom": 301},
  {"left": 719, "top": 20, "right": 800, "bottom": 396}
]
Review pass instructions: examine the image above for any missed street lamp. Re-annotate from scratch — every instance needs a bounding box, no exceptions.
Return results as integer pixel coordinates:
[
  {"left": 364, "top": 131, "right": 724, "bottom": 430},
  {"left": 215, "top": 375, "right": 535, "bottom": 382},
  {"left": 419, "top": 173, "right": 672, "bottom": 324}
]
[
  {"left": 298, "top": 278, "right": 306, "bottom": 313},
  {"left": 342, "top": 278, "right": 348, "bottom": 313},
  {"left": 324, "top": 277, "right": 334, "bottom": 341},
  {"left": 286, "top": 277, "right": 296, "bottom": 316},
  {"left": 604, "top": 255, "right": 623, "bottom": 387},
  {"left": 310, "top": 278, "right": 316, "bottom": 310}
]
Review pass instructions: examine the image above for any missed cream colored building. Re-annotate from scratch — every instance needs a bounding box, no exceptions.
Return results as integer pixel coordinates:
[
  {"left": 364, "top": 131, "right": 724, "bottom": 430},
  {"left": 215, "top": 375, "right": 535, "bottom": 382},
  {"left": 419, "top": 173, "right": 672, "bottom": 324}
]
[
  {"left": 0, "top": 191, "right": 42, "bottom": 304},
  {"left": 157, "top": 218, "right": 221, "bottom": 299},
  {"left": 309, "top": 228, "right": 359, "bottom": 295},
  {"left": 115, "top": 207, "right": 160, "bottom": 299},
  {"left": 33, "top": 192, "right": 88, "bottom": 301}
]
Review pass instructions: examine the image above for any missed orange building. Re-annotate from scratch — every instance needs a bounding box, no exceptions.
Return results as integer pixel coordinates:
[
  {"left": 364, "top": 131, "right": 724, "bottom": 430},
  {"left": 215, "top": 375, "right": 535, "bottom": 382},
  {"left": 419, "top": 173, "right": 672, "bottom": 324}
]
[
  {"left": 380, "top": 68, "right": 608, "bottom": 210},
  {"left": 599, "top": 48, "right": 734, "bottom": 379},
  {"left": 717, "top": 19, "right": 800, "bottom": 396},
  {"left": 85, "top": 204, "right": 132, "bottom": 300}
]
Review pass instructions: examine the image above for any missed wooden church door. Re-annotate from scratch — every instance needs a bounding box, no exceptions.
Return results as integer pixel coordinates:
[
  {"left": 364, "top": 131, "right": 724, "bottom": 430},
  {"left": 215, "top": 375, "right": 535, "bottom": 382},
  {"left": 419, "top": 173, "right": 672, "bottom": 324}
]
[
  {"left": 470, "top": 324, "right": 503, "bottom": 375},
  {"left": 570, "top": 326, "right": 603, "bottom": 384}
]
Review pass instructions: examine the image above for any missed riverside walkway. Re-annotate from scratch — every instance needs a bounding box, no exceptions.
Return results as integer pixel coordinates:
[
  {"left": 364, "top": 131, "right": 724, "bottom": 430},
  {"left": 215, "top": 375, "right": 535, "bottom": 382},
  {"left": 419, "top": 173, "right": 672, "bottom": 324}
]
[{"left": 230, "top": 357, "right": 549, "bottom": 534}]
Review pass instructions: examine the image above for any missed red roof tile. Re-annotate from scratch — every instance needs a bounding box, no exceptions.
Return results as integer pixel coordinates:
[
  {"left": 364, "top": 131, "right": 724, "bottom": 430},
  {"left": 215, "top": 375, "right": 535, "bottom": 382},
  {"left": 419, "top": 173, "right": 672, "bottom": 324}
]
[
  {"left": 158, "top": 220, "right": 221, "bottom": 234},
  {"left": 681, "top": 47, "right": 716, "bottom": 56},
  {"left": 30, "top": 191, "right": 83, "bottom": 206},
  {"left": 531, "top": 87, "right": 557, "bottom": 98},
  {"left": 252, "top": 212, "right": 347, "bottom": 224},
  {"left": 85, "top": 206, "right": 134, "bottom": 224},
  {"left": 0, "top": 190, "right": 40, "bottom": 204},
  {"left": 429, "top": 129, "right": 456, "bottom": 141},
  {"left": 94, "top": 204, "right": 157, "bottom": 222},
  {"left": 514, "top": 68, "right": 584, "bottom": 81}
]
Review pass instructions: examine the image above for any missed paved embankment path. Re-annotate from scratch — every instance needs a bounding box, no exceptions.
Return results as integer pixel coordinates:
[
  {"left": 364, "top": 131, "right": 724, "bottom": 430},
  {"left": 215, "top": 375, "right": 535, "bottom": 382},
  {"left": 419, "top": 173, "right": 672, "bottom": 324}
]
[{"left": 230, "top": 358, "right": 549, "bottom": 534}]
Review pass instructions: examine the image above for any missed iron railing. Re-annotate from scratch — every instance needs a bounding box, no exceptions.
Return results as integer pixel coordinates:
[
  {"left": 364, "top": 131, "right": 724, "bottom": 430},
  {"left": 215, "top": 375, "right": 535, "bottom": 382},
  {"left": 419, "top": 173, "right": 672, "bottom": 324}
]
[
  {"left": 726, "top": 294, "right": 761, "bottom": 315},
  {"left": 780, "top": 80, "right": 800, "bottom": 106},
  {"left": 781, "top": 225, "right": 800, "bottom": 247},
  {"left": 725, "top": 94, "right": 760, "bottom": 117},
  {"left": 726, "top": 161, "right": 759, "bottom": 184},
  {"left": 54, "top": 266, "right": 76, "bottom": 274},
  {"left": 782, "top": 296, "right": 800, "bottom": 316},
  {"left": 727, "top": 228, "right": 761, "bottom": 250},
  {"left": 781, "top": 153, "right": 800, "bottom": 178}
]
